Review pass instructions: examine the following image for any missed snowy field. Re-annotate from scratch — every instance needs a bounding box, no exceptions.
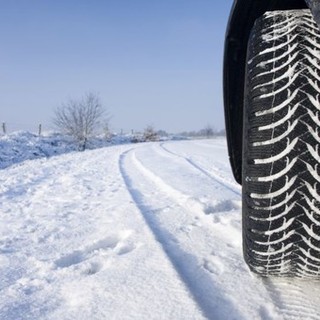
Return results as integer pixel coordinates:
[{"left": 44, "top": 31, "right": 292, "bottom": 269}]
[{"left": 1, "top": 136, "right": 320, "bottom": 319}]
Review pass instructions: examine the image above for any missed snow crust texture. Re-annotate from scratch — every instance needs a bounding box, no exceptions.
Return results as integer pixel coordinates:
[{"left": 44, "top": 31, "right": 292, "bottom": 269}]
[{"left": 1, "top": 138, "right": 320, "bottom": 319}]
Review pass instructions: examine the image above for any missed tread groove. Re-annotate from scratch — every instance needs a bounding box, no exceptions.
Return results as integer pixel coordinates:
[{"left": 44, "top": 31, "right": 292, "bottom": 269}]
[{"left": 243, "top": 9, "right": 320, "bottom": 277}]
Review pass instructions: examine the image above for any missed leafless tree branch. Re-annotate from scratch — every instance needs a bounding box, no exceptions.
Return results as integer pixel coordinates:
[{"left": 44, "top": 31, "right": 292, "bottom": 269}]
[{"left": 53, "top": 93, "right": 108, "bottom": 150}]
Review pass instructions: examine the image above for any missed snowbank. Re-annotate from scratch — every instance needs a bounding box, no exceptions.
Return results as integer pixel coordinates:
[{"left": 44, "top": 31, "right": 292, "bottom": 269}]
[
  {"left": 0, "top": 131, "right": 190, "bottom": 170},
  {"left": 0, "top": 131, "right": 137, "bottom": 170}
]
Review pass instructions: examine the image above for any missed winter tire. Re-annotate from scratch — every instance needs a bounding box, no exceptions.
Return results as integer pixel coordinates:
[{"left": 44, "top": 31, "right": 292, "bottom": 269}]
[{"left": 243, "top": 9, "right": 320, "bottom": 278}]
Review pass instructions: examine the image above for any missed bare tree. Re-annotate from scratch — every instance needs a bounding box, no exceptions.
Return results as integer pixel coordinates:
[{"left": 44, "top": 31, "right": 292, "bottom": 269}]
[
  {"left": 143, "top": 125, "right": 158, "bottom": 142},
  {"left": 53, "top": 93, "right": 107, "bottom": 150},
  {"left": 201, "top": 124, "right": 216, "bottom": 138}
]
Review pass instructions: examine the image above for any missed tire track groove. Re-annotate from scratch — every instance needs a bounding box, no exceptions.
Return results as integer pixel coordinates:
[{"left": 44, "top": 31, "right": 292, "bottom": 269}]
[
  {"left": 159, "top": 143, "right": 241, "bottom": 197},
  {"left": 263, "top": 278, "right": 320, "bottom": 320},
  {"left": 119, "top": 149, "right": 246, "bottom": 320}
]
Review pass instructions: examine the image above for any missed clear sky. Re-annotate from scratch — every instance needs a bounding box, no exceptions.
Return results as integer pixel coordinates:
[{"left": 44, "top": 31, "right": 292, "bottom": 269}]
[{"left": 0, "top": 0, "right": 234, "bottom": 133}]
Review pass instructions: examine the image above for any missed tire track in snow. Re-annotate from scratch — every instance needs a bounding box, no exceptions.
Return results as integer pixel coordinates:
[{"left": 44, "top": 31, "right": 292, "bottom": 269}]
[
  {"left": 148, "top": 142, "right": 320, "bottom": 319},
  {"left": 119, "top": 147, "right": 278, "bottom": 320},
  {"left": 132, "top": 145, "right": 238, "bottom": 221},
  {"left": 2, "top": 145, "right": 211, "bottom": 320},
  {"left": 159, "top": 143, "right": 241, "bottom": 197},
  {"left": 262, "top": 278, "right": 320, "bottom": 320}
]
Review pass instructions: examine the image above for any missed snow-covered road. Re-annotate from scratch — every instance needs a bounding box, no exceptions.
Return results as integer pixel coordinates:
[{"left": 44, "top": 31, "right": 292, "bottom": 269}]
[{"left": 1, "top": 139, "right": 320, "bottom": 319}]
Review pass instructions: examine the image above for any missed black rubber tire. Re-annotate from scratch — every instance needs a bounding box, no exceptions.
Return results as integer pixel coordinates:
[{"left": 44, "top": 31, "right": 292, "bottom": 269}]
[{"left": 243, "top": 9, "right": 320, "bottom": 278}]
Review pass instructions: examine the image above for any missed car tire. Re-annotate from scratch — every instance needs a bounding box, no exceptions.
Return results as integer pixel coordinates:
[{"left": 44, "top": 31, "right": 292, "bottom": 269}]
[{"left": 243, "top": 9, "right": 320, "bottom": 278}]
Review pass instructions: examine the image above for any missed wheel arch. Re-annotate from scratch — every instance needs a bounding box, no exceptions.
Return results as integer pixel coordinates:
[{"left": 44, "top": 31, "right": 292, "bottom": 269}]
[{"left": 223, "top": 0, "right": 309, "bottom": 184}]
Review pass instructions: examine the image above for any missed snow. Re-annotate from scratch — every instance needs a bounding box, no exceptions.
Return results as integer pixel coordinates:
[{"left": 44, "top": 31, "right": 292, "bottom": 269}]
[
  {"left": 1, "top": 132, "right": 320, "bottom": 319},
  {"left": 0, "top": 131, "right": 136, "bottom": 170}
]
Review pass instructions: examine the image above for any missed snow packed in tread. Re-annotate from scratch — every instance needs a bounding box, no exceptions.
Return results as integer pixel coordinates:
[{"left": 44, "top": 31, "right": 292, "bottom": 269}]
[{"left": 243, "top": 9, "right": 320, "bottom": 278}]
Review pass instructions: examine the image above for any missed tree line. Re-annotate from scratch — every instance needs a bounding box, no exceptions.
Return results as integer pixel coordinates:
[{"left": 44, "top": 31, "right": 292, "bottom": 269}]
[{"left": 1, "top": 92, "right": 225, "bottom": 150}]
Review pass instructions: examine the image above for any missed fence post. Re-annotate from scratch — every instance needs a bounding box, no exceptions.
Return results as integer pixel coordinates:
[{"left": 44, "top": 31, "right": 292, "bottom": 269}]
[
  {"left": 2, "top": 122, "right": 6, "bottom": 134},
  {"left": 38, "top": 124, "right": 42, "bottom": 136}
]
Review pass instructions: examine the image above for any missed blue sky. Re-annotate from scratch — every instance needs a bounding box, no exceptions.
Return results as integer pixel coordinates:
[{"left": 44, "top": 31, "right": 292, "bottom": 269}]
[{"left": 0, "top": 0, "right": 234, "bottom": 133}]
